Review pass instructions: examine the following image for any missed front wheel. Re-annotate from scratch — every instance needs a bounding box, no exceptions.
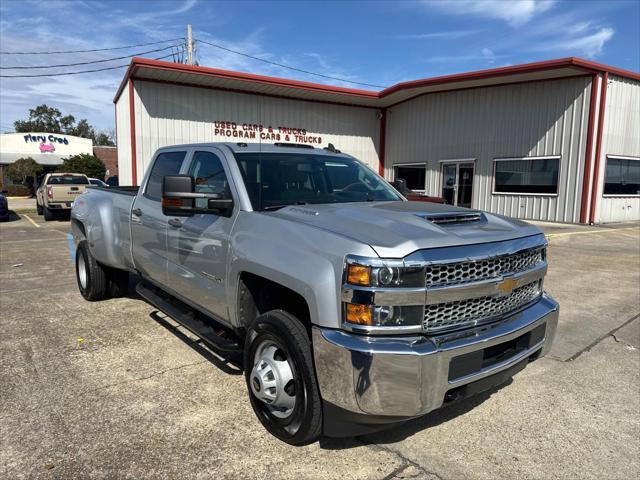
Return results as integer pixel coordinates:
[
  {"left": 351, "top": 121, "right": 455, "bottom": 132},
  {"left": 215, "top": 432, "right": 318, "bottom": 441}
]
[{"left": 244, "top": 310, "right": 322, "bottom": 445}]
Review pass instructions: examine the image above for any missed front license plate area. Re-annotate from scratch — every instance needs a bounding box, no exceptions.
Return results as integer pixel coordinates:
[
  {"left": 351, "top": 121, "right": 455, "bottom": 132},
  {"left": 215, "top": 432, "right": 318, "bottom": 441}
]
[{"left": 448, "top": 323, "right": 546, "bottom": 381}]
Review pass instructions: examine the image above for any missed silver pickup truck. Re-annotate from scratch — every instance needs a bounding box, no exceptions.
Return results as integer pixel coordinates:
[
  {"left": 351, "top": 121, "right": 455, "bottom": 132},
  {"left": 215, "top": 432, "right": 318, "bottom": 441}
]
[{"left": 71, "top": 142, "right": 558, "bottom": 445}]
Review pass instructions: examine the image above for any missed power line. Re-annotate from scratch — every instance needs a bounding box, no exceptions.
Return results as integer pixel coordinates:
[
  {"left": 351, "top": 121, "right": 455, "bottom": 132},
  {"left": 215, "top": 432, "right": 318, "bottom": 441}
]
[
  {"left": 0, "top": 38, "right": 185, "bottom": 55},
  {"left": 195, "top": 38, "right": 386, "bottom": 89},
  {"left": 0, "top": 51, "right": 183, "bottom": 78},
  {"left": 0, "top": 45, "right": 182, "bottom": 69}
]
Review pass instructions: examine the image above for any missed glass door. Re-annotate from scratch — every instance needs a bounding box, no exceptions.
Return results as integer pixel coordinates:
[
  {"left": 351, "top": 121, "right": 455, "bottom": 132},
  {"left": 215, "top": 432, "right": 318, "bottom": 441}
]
[{"left": 440, "top": 162, "right": 475, "bottom": 207}]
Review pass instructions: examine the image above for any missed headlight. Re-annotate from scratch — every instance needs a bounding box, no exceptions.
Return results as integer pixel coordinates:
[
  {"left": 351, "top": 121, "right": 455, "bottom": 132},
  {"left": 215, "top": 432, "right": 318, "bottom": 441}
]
[
  {"left": 343, "top": 255, "right": 426, "bottom": 333},
  {"left": 345, "top": 257, "right": 425, "bottom": 288}
]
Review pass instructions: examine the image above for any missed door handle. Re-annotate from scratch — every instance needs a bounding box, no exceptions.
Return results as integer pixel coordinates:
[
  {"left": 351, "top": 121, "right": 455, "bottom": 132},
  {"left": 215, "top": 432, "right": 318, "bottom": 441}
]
[
  {"left": 132, "top": 208, "right": 143, "bottom": 216},
  {"left": 168, "top": 218, "right": 182, "bottom": 228}
]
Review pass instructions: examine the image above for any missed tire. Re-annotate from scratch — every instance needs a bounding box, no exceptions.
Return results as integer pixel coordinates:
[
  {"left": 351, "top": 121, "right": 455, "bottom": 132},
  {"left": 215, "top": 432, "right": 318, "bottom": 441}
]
[
  {"left": 244, "top": 310, "right": 322, "bottom": 445},
  {"left": 36, "top": 203, "right": 43, "bottom": 215},
  {"left": 107, "top": 267, "right": 129, "bottom": 298},
  {"left": 75, "top": 240, "right": 109, "bottom": 301},
  {"left": 43, "top": 207, "right": 54, "bottom": 221}
]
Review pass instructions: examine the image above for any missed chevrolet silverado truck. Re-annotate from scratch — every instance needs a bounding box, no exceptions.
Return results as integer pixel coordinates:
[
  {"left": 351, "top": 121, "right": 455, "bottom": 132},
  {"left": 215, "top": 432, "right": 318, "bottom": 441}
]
[
  {"left": 36, "top": 172, "right": 90, "bottom": 221},
  {"left": 71, "top": 142, "right": 558, "bottom": 445}
]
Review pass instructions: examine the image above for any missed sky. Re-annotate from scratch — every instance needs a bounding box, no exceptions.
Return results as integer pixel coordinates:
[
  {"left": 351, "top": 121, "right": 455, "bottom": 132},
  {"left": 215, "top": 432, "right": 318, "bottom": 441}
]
[{"left": 0, "top": 0, "right": 638, "bottom": 133}]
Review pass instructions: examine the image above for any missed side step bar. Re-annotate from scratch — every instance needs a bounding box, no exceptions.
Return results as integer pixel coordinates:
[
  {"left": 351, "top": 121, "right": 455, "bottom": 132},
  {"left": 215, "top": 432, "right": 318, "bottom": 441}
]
[{"left": 136, "top": 281, "right": 242, "bottom": 353}]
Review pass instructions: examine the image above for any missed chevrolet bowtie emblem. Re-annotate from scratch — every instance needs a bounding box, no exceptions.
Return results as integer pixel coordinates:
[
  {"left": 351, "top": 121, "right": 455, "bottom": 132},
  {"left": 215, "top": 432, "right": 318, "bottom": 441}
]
[{"left": 496, "top": 277, "right": 518, "bottom": 295}]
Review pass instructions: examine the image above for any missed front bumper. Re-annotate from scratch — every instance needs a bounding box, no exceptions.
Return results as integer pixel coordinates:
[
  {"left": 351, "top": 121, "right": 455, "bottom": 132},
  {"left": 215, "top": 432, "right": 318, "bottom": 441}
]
[{"left": 313, "top": 293, "right": 558, "bottom": 429}]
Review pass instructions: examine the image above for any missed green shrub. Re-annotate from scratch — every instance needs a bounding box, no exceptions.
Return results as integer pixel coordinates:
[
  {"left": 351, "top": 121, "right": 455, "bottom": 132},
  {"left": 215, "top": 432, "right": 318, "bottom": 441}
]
[
  {"left": 57, "top": 154, "right": 106, "bottom": 179},
  {"left": 1, "top": 184, "right": 31, "bottom": 196}
]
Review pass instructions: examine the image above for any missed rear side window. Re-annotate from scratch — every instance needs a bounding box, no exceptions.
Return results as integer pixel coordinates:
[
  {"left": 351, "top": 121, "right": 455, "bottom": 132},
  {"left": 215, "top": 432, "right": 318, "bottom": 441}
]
[
  {"left": 47, "top": 175, "right": 89, "bottom": 185},
  {"left": 145, "top": 151, "right": 186, "bottom": 201}
]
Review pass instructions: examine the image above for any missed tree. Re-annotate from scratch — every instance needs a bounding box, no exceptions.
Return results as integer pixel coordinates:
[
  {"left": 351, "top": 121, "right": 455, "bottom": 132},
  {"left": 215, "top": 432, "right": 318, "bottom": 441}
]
[
  {"left": 6, "top": 157, "right": 43, "bottom": 186},
  {"left": 57, "top": 154, "right": 106, "bottom": 179},
  {"left": 13, "top": 104, "right": 115, "bottom": 146}
]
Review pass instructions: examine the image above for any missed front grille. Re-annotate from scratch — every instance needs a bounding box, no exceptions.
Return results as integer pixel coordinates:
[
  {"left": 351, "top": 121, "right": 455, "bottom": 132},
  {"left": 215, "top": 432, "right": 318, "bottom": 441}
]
[
  {"left": 424, "top": 281, "right": 542, "bottom": 333},
  {"left": 426, "top": 247, "right": 544, "bottom": 287}
]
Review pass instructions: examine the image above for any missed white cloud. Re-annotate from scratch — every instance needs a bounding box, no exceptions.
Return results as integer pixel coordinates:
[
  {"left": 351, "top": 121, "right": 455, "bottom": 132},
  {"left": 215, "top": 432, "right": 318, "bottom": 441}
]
[
  {"left": 425, "top": 48, "right": 499, "bottom": 65},
  {"left": 532, "top": 27, "right": 615, "bottom": 58},
  {"left": 481, "top": 47, "right": 496, "bottom": 64},
  {"left": 427, "top": 0, "right": 556, "bottom": 27},
  {"left": 394, "top": 29, "right": 482, "bottom": 40}
]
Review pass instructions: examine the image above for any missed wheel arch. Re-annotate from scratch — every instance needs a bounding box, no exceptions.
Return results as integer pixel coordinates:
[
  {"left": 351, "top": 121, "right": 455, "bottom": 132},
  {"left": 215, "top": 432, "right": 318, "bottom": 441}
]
[{"left": 236, "top": 271, "right": 312, "bottom": 335}]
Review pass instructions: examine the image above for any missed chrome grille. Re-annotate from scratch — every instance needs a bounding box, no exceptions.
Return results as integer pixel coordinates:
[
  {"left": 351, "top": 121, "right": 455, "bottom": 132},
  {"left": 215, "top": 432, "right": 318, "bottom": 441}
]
[
  {"left": 426, "top": 247, "right": 544, "bottom": 287},
  {"left": 424, "top": 281, "right": 542, "bottom": 332}
]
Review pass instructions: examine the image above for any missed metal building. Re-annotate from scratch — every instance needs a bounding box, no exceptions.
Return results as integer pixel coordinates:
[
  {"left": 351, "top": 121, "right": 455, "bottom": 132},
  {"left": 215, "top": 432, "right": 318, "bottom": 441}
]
[{"left": 114, "top": 57, "right": 639, "bottom": 224}]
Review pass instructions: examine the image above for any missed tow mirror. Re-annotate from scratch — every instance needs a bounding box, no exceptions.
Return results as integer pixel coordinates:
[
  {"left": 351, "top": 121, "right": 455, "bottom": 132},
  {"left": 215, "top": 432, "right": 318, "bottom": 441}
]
[{"left": 161, "top": 175, "right": 234, "bottom": 217}]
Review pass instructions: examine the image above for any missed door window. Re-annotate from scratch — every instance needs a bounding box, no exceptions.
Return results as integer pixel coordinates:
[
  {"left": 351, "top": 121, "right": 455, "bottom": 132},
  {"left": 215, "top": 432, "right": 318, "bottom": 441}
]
[
  {"left": 441, "top": 162, "right": 475, "bottom": 207},
  {"left": 145, "top": 151, "right": 187, "bottom": 201},
  {"left": 441, "top": 164, "right": 457, "bottom": 205},
  {"left": 188, "top": 151, "right": 232, "bottom": 209}
]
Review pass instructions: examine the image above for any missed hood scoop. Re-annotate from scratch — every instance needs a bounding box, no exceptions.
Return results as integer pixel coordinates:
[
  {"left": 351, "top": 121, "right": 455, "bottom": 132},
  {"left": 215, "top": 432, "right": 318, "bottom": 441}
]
[{"left": 420, "top": 211, "right": 485, "bottom": 226}]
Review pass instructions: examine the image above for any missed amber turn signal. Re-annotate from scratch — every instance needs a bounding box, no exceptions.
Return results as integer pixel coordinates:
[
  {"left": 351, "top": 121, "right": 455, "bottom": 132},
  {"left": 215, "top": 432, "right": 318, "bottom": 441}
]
[
  {"left": 345, "top": 303, "right": 373, "bottom": 325},
  {"left": 347, "top": 264, "right": 371, "bottom": 286},
  {"left": 162, "top": 197, "right": 183, "bottom": 207}
]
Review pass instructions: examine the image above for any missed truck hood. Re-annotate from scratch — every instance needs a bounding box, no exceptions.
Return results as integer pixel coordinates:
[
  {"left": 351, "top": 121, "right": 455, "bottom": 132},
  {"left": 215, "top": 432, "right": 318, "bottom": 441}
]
[{"left": 265, "top": 201, "right": 542, "bottom": 258}]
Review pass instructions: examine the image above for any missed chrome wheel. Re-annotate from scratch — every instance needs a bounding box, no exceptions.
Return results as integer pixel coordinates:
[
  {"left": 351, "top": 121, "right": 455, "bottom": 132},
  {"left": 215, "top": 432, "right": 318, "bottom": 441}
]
[
  {"left": 78, "top": 253, "right": 88, "bottom": 289},
  {"left": 250, "top": 340, "right": 296, "bottom": 419}
]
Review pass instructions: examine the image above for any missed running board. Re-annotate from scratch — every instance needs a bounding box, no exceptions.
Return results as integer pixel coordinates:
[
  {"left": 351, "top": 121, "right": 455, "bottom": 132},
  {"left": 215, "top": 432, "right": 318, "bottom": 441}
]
[{"left": 136, "top": 281, "right": 242, "bottom": 353}]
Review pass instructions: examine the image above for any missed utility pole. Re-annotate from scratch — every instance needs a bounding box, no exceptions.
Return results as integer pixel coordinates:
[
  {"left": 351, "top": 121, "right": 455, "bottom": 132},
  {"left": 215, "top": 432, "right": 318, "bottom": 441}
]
[{"left": 187, "top": 24, "right": 193, "bottom": 65}]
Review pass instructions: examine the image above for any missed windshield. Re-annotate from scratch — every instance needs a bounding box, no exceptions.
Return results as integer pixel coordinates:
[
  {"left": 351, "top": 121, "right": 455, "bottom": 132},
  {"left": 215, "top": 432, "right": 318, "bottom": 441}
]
[
  {"left": 47, "top": 175, "right": 89, "bottom": 185},
  {"left": 235, "top": 153, "right": 401, "bottom": 211}
]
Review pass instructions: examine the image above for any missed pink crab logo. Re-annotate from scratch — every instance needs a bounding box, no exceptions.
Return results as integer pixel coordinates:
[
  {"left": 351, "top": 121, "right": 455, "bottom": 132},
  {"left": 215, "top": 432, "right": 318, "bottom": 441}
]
[{"left": 39, "top": 142, "right": 55, "bottom": 153}]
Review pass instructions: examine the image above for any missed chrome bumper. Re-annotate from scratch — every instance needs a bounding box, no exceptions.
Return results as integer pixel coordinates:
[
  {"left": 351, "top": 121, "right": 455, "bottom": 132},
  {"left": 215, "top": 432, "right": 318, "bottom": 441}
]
[{"left": 313, "top": 293, "right": 558, "bottom": 418}]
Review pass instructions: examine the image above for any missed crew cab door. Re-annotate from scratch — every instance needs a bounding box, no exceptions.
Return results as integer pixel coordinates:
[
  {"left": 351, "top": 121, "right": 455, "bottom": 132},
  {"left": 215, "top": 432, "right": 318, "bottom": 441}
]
[
  {"left": 165, "top": 148, "right": 238, "bottom": 323},
  {"left": 131, "top": 150, "right": 188, "bottom": 285}
]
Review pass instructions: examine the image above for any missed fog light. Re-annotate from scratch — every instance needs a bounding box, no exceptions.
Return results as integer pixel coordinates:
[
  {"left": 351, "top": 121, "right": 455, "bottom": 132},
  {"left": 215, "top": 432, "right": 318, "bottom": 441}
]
[{"left": 345, "top": 303, "right": 373, "bottom": 325}]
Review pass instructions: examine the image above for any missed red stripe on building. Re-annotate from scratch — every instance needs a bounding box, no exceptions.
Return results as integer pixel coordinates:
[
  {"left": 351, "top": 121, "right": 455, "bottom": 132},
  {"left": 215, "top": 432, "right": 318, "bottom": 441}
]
[
  {"left": 579, "top": 74, "right": 601, "bottom": 224},
  {"left": 129, "top": 79, "right": 137, "bottom": 186},
  {"left": 589, "top": 72, "right": 609, "bottom": 224}
]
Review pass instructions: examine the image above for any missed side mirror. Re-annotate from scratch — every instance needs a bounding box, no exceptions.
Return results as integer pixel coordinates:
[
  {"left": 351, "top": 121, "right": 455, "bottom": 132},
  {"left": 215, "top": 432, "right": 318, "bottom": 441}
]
[
  {"left": 161, "top": 175, "right": 234, "bottom": 217},
  {"left": 391, "top": 178, "right": 407, "bottom": 193}
]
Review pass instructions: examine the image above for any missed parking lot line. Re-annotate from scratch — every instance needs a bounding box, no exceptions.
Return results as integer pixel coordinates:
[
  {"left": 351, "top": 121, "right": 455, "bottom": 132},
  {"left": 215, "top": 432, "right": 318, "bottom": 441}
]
[
  {"left": 67, "top": 233, "right": 76, "bottom": 262},
  {"left": 22, "top": 214, "right": 40, "bottom": 228}
]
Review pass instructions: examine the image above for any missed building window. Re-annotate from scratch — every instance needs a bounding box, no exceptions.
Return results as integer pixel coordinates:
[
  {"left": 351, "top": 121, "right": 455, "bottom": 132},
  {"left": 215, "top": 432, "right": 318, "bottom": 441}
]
[
  {"left": 493, "top": 156, "right": 560, "bottom": 195},
  {"left": 393, "top": 164, "right": 426, "bottom": 191},
  {"left": 604, "top": 156, "right": 640, "bottom": 196}
]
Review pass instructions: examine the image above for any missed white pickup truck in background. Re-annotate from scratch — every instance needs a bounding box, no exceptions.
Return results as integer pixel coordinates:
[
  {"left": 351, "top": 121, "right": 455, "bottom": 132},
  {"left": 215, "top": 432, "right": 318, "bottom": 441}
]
[{"left": 36, "top": 173, "right": 90, "bottom": 221}]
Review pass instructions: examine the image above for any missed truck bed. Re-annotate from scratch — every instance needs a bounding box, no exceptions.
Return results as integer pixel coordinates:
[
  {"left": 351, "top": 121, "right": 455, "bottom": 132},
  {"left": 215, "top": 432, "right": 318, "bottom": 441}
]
[
  {"left": 86, "top": 185, "right": 139, "bottom": 195},
  {"left": 72, "top": 186, "right": 138, "bottom": 271}
]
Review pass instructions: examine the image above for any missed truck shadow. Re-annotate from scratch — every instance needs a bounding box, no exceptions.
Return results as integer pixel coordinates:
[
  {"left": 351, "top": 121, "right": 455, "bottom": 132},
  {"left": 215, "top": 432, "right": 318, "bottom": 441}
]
[
  {"left": 319, "top": 380, "right": 512, "bottom": 449},
  {"left": 148, "top": 310, "right": 243, "bottom": 376}
]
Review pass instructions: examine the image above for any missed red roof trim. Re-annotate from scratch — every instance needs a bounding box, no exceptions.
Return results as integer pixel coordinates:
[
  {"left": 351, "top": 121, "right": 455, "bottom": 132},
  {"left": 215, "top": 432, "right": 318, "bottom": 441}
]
[{"left": 113, "top": 56, "right": 639, "bottom": 104}]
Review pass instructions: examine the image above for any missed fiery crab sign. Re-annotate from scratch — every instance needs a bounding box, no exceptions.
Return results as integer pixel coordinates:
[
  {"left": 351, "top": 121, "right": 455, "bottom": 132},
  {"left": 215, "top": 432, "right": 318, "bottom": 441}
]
[
  {"left": 213, "top": 121, "right": 323, "bottom": 145},
  {"left": 0, "top": 132, "right": 93, "bottom": 167}
]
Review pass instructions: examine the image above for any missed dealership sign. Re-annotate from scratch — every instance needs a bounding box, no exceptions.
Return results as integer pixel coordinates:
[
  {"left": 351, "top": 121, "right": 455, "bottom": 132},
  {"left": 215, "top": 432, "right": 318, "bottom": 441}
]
[{"left": 213, "top": 121, "right": 323, "bottom": 145}]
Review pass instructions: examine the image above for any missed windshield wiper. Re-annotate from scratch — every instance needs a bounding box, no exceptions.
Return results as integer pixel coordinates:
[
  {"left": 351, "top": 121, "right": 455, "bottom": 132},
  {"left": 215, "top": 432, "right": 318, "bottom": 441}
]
[{"left": 261, "top": 201, "right": 308, "bottom": 211}]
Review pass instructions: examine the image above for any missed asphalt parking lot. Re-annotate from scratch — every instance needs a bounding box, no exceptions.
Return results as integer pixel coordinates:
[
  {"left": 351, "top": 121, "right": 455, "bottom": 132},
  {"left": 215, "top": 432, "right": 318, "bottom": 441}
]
[{"left": 1, "top": 213, "right": 638, "bottom": 479}]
